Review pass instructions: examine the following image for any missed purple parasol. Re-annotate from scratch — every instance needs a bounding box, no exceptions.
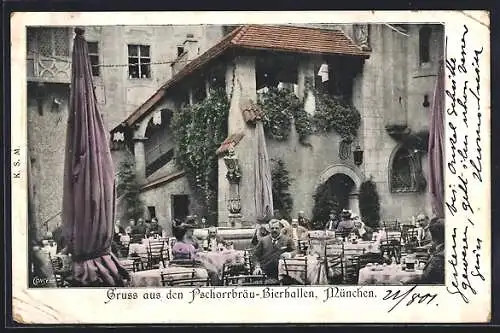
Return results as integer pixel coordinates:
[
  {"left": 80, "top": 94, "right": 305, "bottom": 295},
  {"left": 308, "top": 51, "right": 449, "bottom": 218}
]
[{"left": 62, "top": 28, "right": 128, "bottom": 286}]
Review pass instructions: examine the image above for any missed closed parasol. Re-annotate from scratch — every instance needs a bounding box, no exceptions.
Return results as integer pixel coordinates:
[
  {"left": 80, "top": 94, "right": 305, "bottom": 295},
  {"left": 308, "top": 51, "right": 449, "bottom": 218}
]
[{"left": 62, "top": 28, "right": 129, "bottom": 286}]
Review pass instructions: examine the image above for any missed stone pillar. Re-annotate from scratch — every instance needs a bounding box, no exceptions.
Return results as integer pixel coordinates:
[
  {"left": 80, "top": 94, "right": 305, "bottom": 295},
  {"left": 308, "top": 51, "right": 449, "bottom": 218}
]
[
  {"left": 348, "top": 192, "right": 360, "bottom": 216},
  {"left": 133, "top": 135, "right": 146, "bottom": 183},
  {"left": 298, "top": 56, "right": 321, "bottom": 115},
  {"left": 218, "top": 55, "right": 257, "bottom": 227}
]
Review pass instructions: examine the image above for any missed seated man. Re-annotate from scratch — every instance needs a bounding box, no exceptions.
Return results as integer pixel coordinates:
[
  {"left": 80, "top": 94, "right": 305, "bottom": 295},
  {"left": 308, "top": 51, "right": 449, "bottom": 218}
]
[
  {"left": 207, "top": 226, "right": 225, "bottom": 250},
  {"left": 416, "top": 214, "right": 432, "bottom": 247},
  {"left": 281, "top": 218, "right": 308, "bottom": 243},
  {"left": 401, "top": 217, "right": 445, "bottom": 285},
  {"left": 324, "top": 212, "right": 339, "bottom": 231},
  {"left": 147, "top": 217, "right": 163, "bottom": 237},
  {"left": 253, "top": 219, "right": 295, "bottom": 280},
  {"left": 251, "top": 223, "right": 270, "bottom": 246},
  {"left": 297, "top": 211, "right": 312, "bottom": 230},
  {"left": 130, "top": 218, "right": 147, "bottom": 243}
]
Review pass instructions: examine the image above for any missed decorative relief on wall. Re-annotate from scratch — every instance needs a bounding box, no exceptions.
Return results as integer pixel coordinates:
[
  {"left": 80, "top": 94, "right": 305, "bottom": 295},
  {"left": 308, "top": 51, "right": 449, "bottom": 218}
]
[
  {"left": 30, "top": 56, "right": 71, "bottom": 83},
  {"left": 353, "top": 24, "right": 370, "bottom": 51}
]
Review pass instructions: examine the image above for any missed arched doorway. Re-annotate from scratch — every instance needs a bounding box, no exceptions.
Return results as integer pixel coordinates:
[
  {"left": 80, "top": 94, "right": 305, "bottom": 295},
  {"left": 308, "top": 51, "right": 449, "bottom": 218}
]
[{"left": 312, "top": 173, "right": 357, "bottom": 229}]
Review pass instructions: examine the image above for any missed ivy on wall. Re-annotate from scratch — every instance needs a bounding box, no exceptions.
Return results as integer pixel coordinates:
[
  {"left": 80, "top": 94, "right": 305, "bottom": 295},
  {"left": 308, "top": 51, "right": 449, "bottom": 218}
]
[
  {"left": 117, "top": 152, "right": 145, "bottom": 221},
  {"left": 313, "top": 92, "right": 361, "bottom": 143},
  {"left": 358, "top": 178, "right": 381, "bottom": 229},
  {"left": 271, "top": 159, "right": 294, "bottom": 220},
  {"left": 171, "top": 88, "right": 229, "bottom": 224},
  {"left": 258, "top": 86, "right": 361, "bottom": 145}
]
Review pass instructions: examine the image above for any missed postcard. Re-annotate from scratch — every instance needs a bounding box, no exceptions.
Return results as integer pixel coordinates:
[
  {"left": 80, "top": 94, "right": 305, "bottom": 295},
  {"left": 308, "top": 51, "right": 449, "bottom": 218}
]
[{"left": 10, "top": 10, "right": 490, "bottom": 323}]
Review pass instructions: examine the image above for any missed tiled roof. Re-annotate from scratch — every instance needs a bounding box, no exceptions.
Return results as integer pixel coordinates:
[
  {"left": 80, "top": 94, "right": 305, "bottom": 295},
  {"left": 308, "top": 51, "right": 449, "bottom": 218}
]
[{"left": 120, "top": 25, "right": 370, "bottom": 128}]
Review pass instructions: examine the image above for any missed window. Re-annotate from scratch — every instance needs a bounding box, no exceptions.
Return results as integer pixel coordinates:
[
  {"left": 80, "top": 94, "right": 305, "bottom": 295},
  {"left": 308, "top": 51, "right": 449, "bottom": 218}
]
[
  {"left": 144, "top": 109, "right": 175, "bottom": 177},
  {"left": 177, "top": 46, "right": 185, "bottom": 57},
  {"left": 128, "top": 44, "right": 151, "bottom": 79},
  {"left": 27, "top": 27, "right": 70, "bottom": 57},
  {"left": 87, "top": 42, "right": 100, "bottom": 77},
  {"left": 419, "top": 27, "right": 432, "bottom": 64},
  {"left": 390, "top": 146, "right": 417, "bottom": 192}
]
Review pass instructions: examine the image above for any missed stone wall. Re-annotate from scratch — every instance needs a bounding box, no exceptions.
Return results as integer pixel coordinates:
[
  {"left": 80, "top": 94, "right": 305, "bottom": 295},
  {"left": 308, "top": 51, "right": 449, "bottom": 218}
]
[
  {"left": 139, "top": 176, "right": 201, "bottom": 237},
  {"left": 27, "top": 84, "right": 70, "bottom": 235}
]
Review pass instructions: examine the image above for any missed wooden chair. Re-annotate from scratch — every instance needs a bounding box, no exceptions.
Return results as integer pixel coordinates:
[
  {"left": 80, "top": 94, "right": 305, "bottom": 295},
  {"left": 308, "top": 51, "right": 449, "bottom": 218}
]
[
  {"left": 380, "top": 240, "right": 402, "bottom": 263},
  {"left": 169, "top": 258, "right": 201, "bottom": 268},
  {"left": 357, "top": 252, "right": 387, "bottom": 271},
  {"left": 48, "top": 253, "right": 68, "bottom": 288},
  {"left": 223, "top": 274, "right": 267, "bottom": 286},
  {"left": 343, "top": 247, "right": 366, "bottom": 259},
  {"left": 343, "top": 256, "right": 360, "bottom": 285},
  {"left": 161, "top": 269, "right": 210, "bottom": 287},
  {"left": 323, "top": 254, "right": 343, "bottom": 284},
  {"left": 324, "top": 239, "right": 343, "bottom": 257},
  {"left": 383, "top": 220, "right": 401, "bottom": 231},
  {"left": 119, "top": 259, "right": 136, "bottom": 273},
  {"left": 147, "top": 239, "right": 166, "bottom": 269},
  {"left": 282, "top": 257, "right": 308, "bottom": 285}
]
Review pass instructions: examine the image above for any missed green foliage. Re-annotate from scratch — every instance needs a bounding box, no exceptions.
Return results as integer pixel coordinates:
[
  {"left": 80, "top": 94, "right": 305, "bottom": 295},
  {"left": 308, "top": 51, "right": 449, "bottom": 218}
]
[
  {"left": 358, "top": 179, "right": 381, "bottom": 229},
  {"left": 258, "top": 87, "right": 361, "bottom": 145},
  {"left": 259, "top": 87, "right": 313, "bottom": 145},
  {"left": 171, "top": 88, "right": 229, "bottom": 224},
  {"left": 271, "top": 159, "right": 293, "bottom": 220},
  {"left": 311, "top": 182, "right": 340, "bottom": 230},
  {"left": 313, "top": 92, "right": 361, "bottom": 142},
  {"left": 117, "top": 153, "right": 144, "bottom": 221}
]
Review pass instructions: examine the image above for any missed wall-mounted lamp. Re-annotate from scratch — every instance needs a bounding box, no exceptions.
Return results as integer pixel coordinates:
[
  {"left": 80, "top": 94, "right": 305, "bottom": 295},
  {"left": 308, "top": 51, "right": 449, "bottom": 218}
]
[
  {"left": 353, "top": 145, "right": 364, "bottom": 166},
  {"left": 51, "top": 98, "right": 62, "bottom": 113}
]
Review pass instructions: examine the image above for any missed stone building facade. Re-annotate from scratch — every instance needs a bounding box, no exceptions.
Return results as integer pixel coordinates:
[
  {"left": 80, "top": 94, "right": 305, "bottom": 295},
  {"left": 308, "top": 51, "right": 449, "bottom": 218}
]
[
  {"left": 28, "top": 23, "right": 444, "bottom": 238},
  {"left": 27, "top": 25, "right": 225, "bottom": 237},
  {"left": 113, "top": 24, "right": 444, "bottom": 233}
]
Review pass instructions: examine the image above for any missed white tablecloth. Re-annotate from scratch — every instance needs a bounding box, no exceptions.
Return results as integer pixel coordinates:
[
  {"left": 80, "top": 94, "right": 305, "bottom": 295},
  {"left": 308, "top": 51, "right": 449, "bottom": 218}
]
[
  {"left": 358, "top": 265, "right": 423, "bottom": 285},
  {"left": 196, "top": 250, "right": 245, "bottom": 275},
  {"left": 309, "top": 240, "right": 379, "bottom": 257},
  {"left": 278, "top": 255, "right": 327, "bottom": 285},
  {"left": 130, "top": 267, "right": 209, "bottom": 287}
]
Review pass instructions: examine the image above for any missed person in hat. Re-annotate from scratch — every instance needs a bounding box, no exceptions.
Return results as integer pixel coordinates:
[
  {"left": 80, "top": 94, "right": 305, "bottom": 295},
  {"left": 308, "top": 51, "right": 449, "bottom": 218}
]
[
  {"left": 336, "top": 209, "right": 355, "bottom": 238},
  {"left": 183, "top": 216, "right": 201, "bottom": 249},
  {"left": 352, "top": 214, "right": 372, "bottom": 240}
]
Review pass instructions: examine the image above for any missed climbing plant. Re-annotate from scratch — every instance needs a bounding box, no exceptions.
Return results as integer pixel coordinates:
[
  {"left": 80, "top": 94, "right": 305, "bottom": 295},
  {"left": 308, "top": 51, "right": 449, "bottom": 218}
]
[
  {"left": 271, "top": 159, "right": 294, "bottom": 220},
  {"left": 358, "top": 178, "right": 381, "bottom": 229},
  {"left": 258, "top": 86, "right": 361, "bottom": 145},
  {"left": 258, "top": 87, "right": 313, "bottom": 145},
  {"left": 117, "top": 153, "right": 145, "bottom": 221},
  {"left": 313, "top": 92, "right": 361, "bottom": 143},
  {"left": 171, "top": 88, "right": 229, "bottom": 223}
]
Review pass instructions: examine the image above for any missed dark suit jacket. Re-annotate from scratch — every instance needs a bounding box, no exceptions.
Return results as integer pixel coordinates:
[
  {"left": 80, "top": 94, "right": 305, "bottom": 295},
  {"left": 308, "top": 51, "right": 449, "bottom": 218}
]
[
  {"left": 253, "top": 234, "right": 295, "bottom": 278},
  {"left": 420, "top": 243, "right": 444, "bottom": 284}
]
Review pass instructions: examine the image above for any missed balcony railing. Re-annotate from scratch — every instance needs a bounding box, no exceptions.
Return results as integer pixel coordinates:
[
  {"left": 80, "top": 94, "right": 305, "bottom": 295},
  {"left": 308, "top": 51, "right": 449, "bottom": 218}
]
[{"left": 27, "top": 53, "right": 71, "bottom": 84}]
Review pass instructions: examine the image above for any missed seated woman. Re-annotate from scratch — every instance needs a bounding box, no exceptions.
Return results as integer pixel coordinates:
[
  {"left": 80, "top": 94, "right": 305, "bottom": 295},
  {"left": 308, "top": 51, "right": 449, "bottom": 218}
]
[{"left": 171, "top": 224, "right": 198, "bottom": 260}]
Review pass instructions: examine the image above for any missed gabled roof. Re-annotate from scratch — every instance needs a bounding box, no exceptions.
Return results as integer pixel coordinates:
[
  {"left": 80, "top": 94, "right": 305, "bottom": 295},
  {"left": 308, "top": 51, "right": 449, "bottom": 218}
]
[{"left": 119, "top": 25, "right": 370, "bottom": 129}]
